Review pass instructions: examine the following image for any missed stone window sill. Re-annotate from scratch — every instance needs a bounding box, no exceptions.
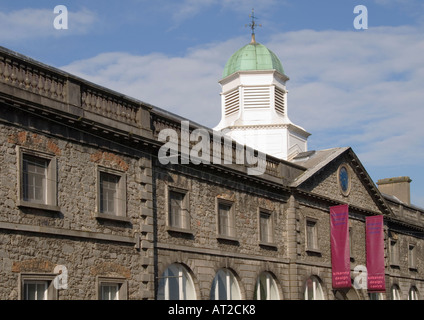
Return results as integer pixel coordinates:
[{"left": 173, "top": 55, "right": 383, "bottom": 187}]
[
  {"left": 166, "top": 226, "right": 195, "bottom": 236},
  {"left": 94, "top": 212, "right": 131, "bottom": 223},
  {"left": 17, "top": 200, "right": 60, "bottom": 213},
  {"left": 217, "top": 234, "right": 239, "bottom": 244},
  {"left": 259, "top": 241, "right": 278, "bottom": 250},
  {"left": 306, "top": 247, "right": 322, "bottom": 256}
]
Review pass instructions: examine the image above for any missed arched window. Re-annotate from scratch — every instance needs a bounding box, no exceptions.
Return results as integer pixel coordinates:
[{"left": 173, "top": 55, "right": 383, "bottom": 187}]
[
  {"left": 304, "top": 276, "right": 324, "bottom": 300},
  {"left": 408, "top": 286, "right": 419, "bottom": 300},
  {"left": 391, "top": 285, "right": 401, "bottom": 300},
  {"left": 210, "top": 269, "right": 241, "bottom": 300},
  {"left": 157, "top": 263, "right": 196, "bottom": 300},
  {"left": 254, "top": 272, "right": 280, "bottom": 300}
]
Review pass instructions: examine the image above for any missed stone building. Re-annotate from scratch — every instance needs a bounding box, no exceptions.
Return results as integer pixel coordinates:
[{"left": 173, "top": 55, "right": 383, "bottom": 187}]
[{"left": 0, "top": 36, "right": 423, "bottom": 300}]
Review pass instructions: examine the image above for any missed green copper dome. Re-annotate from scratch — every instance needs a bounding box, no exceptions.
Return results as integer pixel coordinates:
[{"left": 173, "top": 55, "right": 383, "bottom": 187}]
[{"left": 222, "top": 41, "right": 285, "bottom": 78}]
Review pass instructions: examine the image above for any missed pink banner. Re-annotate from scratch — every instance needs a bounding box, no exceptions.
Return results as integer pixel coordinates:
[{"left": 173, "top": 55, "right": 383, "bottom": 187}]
[
  {"left": 330, "top": 204, "right": 351, "bottom": 289},
  {"left": 366, "top": 215, "right": 386, "bottom": 292}
]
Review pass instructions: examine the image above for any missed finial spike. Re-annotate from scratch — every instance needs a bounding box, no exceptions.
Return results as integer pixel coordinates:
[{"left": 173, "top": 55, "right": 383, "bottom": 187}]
[{"left": 247, "top": 8, "right": 261, "bottom": 43}]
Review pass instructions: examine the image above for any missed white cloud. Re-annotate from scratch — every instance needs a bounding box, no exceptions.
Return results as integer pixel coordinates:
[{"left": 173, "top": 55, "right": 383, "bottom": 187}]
[
  {"left": 61, "top": 25, "right": 424, "bottom": 171},
  {"left": 0, "top": 7, "right": 97, "bottom": 41},
  {"left": 267, "top": 27, "right": 424, "bottom": 166},
  {"left": 171, "top": 0, "right": 216, "bottom": 23}
]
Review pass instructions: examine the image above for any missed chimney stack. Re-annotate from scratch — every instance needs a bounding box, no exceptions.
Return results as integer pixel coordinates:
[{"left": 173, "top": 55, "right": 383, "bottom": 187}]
[{"left": 377, "top": 176, "right": 412, "bottom": 205}]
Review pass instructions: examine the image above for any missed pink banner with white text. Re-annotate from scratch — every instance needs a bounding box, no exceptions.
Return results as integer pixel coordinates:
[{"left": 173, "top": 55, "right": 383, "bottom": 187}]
[
  {"left": 366, "top": 215, "right": 386, "bottom": 292},
  {"left": 330, "top": 204, "right": 351, "bottom": 289}
]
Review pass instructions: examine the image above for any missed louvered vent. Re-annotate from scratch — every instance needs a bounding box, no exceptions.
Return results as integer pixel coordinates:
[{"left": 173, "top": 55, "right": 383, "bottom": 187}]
[
  {"left": 274, "top": 87, "right": 285, "bottom": 115},
  {"left": 243, "top": 87, "right": 270, "bottom": 109},
  {"left": 224, "top": 89, "right": 240, "bottom": 116}
]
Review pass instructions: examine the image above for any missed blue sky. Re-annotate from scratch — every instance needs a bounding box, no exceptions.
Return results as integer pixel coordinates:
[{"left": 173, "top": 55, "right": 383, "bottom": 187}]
[{"left": 1, "top": 0, "right": 424, "bottom": 207}]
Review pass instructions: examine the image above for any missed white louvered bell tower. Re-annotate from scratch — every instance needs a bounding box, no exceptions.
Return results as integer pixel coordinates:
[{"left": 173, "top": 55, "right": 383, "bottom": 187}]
[{"left": 214, "top": 30, "right": 310, "bottom": 161}]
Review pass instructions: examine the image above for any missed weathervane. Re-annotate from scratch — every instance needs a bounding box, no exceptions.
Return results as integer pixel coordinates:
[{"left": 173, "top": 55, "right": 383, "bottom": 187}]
[{"left": 246, "top": 8, "right": 261, "bottom": 43}]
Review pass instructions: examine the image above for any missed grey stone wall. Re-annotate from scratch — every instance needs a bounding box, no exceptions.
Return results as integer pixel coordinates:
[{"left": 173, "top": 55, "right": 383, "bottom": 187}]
[
  {"left": 1, "top": 232, "right": 136, "bottom": 299},
  {"left": 386, "top": 230, "right": 424, "bottom": 298},
  {"left": 154, "top": 164, "right": 288, "bottom": 258},
  {"left": 154, "top": 162, "right": 293, "bottom": 299},
  {"left": 153, "top": 156, "right": 424, "bottom": 300},
  {"left": 0, "top": 123, "right": 154, "bottom": 299}
]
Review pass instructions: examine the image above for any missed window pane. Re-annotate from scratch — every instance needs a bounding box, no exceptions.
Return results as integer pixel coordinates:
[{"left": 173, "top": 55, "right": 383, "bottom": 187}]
[
  {"left": 210, "top": 269, "right": 225, "bottom": 300},
  {"left": 101, "top": 283, "right": 119, "bottom": 300},
  {"left": 254, "top": 272, "right": 279, "bottom": 300},
  {"left": 314, "top": 278, "right": 324, "bottom": 300},
  {"left": 25, "top": 283, "right": 36, "bottom": 300},
  {"left": 36, "top": 283, "right": 46, "bottom": 300},
  {"left": 167, "top": 265, "right": 179, "bottom": 300},
  {"left": 409, "top": 287, "right": 418, "bottom": 300},
  {"left": 258, "top": 274, "right": 267, "bottom": 300},
  {"left": 218, "top": 204, "right": 231, "bottom": 236},
  {"left": 269, "top": 277, "right": 279, "bottom": 300},
  {"left": 409, "top": 245, "right": 416, "bottom": 268},
  {"left": 211, "top": 269, "right": 240, "bottom": 300},
  {"left": 23, "top": 155, "right": 47, "bottom": 203},
  {"left": 181, "top": 267, "right": 196, "bottom": 300},
  {"left": 260, "top": 213, "right": 271, "bottom": 243},
  {"left": 24, "top": 281, "right": 47, "bottom": 300},
  {"left": 217, "top": 270, "right": 227, "bottom": 299},
  {"left": 391, "top": 240, "right": 399, "bottom": 264},
  {"left": 306, "top": 220, "right": 316, "bottom": 249},
  {"left": 169, "top": 191, "right": 184, "bottom": 228},
  {"left": 305, "top": 278, "right": 313, "bottom": 300},
  {"left": 157, "top": 264, "right": 196, "bottom": 300},
  {"left": 100, "top": 172, "right": 119, "bottom": 215},
  {"left": 304, "top": 277, "right": 323, "bottom": 300}
]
